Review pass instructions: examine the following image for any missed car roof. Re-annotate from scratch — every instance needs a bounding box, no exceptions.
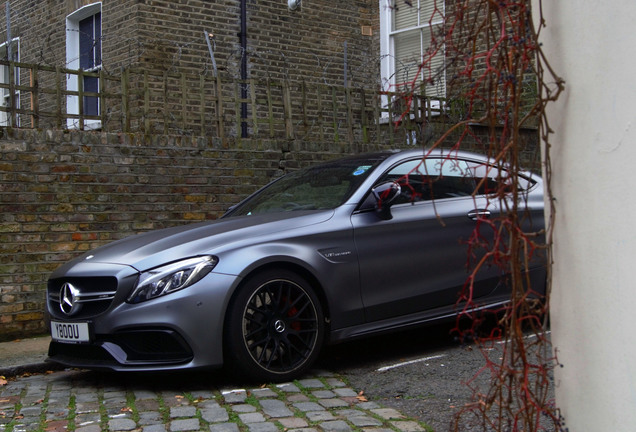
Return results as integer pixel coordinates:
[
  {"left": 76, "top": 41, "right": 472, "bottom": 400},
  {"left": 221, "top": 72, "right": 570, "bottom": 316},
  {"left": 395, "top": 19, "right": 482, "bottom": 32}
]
[{"left": 314, "top": 148, "right": 492, "bottom": 169}]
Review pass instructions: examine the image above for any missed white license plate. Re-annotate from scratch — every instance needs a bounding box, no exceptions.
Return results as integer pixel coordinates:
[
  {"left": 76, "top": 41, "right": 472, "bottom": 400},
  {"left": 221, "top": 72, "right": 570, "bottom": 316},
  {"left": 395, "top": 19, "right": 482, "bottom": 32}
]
[{"left": 51, "top": 321, "right": 90, "bottom": 343}]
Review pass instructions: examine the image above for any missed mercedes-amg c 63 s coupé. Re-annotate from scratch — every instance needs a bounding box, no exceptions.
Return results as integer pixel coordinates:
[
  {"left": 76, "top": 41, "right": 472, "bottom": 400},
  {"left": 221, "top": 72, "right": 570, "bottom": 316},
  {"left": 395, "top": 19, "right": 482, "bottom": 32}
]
[{"left": 46, "top": 148, "right": 545, "bottom": 382}]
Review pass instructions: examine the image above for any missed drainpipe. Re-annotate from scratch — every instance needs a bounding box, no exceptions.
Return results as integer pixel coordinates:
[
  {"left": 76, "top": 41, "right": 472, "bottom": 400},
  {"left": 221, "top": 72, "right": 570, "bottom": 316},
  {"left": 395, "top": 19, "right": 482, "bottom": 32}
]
[
  {"left": 5, "top": 2, "right": 12, "bottom": 61},
  {"left": 239, "top": 0, "right": 248, "bottom": 138}
]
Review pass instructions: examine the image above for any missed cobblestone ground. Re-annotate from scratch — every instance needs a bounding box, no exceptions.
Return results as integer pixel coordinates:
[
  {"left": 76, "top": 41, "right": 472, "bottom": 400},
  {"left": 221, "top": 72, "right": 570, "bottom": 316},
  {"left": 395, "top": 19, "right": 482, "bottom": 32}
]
[{"left": 0, "top": 370, "right": 432, "bottom": 432}]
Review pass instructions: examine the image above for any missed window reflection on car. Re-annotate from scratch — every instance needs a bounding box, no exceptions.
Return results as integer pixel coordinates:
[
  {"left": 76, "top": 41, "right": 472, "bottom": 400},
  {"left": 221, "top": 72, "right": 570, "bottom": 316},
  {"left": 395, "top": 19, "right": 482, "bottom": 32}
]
[{"left": 227, "top": 159, "right": 382, "bottom": 216}]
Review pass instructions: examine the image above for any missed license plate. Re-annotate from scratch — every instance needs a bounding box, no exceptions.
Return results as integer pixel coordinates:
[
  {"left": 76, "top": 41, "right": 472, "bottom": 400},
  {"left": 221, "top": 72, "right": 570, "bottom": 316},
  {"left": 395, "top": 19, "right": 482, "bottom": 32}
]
[{"left": 51, "top": 321, "right": 90, "bottom": 343}]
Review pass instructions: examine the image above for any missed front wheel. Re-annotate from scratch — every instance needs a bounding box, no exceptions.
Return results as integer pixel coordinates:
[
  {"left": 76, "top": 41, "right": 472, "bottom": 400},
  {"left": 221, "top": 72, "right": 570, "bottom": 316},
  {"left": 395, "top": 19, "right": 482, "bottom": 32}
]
[{"left": 225, "top": 269, "right": 325, "bottom": 382}]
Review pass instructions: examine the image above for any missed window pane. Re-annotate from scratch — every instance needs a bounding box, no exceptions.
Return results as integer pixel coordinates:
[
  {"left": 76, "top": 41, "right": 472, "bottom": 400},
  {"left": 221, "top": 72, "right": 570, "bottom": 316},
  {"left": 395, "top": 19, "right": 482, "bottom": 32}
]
[
  {"left": 383, "top": 158, "right": 474, "bottom": 202},
  {"left": 419, "top": 0, "right": 442, "bottom": 25},
  {"left": 79, "top": 16, "right": 94, "bottom": 70},
  {"left": 83, "top": 76, "right": 99, "bottom": 116},
  {"left": 94, "top": 12, "right": 102, "bottom": 67},
  {"left": 420, "top": 159, "right": 474, "bottom": 199},
  {"left": 393, "top": 1, "right": 442, "bottom": 31},
  {"left": 394, "top": 29, "right": 421, "bottom": 85},
  {"left": 78, "top": 13, "right": 101, "bottom": 70},
  {"left": 383, "top": 0, "right": 445, "bottom": 98},
  {"left": 0, "top": 41, "right": 19, "bottom": 126},
  {"left": 393, "top": 2, "right": 418, "bottom": 31},
  {"left": 420, "top": 25, "right": 445, "bottom": 97}
]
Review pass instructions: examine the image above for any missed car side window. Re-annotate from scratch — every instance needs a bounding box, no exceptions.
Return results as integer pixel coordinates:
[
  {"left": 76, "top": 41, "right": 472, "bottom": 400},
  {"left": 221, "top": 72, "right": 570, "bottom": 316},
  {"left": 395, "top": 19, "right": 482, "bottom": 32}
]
[
  {"left": 380, "top": 158, "right": 476, "bottom": 204},
  {"left": 466, "top": 162, "right": 536, "bottom": 195}
]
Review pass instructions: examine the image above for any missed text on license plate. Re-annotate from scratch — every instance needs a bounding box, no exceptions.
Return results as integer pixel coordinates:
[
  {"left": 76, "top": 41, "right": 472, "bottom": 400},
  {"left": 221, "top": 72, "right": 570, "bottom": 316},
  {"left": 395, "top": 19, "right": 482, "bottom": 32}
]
[{"left": 51, "top": 321, "right": 90, "bottom": 343}]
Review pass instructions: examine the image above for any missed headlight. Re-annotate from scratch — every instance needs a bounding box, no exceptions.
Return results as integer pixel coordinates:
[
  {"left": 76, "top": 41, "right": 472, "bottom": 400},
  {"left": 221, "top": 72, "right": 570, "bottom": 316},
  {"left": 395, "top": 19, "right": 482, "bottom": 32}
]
[{"left": 127, "top": 256, "right": 217, "bottom": 304}]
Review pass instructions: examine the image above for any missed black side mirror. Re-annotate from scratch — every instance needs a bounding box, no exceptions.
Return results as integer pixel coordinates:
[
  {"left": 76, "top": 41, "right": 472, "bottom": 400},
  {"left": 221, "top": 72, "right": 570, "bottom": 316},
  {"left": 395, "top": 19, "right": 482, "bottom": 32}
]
[{"left": 371, "top": 181, "right": 401, "bottom": 220}]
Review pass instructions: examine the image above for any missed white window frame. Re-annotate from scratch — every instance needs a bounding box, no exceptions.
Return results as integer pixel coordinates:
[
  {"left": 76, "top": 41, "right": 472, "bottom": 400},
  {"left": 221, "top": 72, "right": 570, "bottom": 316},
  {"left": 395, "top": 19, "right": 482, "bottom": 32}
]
[
  {"left": 379, "top": 0, "right": 445, "bottom": 113},
  {"left": 66, "top": 2, "right": 102, "bottom": 130},
  {"left": 0, "top": 37, "right": 20, "bottom": 127}
]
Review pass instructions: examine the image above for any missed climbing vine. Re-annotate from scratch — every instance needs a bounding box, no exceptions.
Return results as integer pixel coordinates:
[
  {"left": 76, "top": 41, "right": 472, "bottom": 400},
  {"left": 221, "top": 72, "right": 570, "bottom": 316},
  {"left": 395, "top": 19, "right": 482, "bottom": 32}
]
[{"left": 387, "top": 0, "right": 564, "bottom": 430}]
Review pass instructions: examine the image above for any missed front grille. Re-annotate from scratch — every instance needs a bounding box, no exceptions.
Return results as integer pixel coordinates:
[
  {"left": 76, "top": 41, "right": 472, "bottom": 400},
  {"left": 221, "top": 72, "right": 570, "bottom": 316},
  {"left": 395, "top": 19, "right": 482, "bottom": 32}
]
[{"left": 47, "top": 277, "right": 118, "bottom": 319}]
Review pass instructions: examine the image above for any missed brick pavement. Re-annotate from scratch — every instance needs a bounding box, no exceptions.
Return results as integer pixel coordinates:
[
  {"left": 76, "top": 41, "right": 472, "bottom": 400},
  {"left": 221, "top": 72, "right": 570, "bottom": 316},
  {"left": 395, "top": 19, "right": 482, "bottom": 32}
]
[{"left": 0, "top": 370, "right": 430, "bottom": 432}]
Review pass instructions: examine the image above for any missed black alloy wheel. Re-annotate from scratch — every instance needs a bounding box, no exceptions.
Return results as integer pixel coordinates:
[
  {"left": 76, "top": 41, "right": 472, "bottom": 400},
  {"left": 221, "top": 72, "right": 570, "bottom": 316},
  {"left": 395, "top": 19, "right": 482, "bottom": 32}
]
[{"left": 225, "top": 269, "right": 324, "bottom": 382}]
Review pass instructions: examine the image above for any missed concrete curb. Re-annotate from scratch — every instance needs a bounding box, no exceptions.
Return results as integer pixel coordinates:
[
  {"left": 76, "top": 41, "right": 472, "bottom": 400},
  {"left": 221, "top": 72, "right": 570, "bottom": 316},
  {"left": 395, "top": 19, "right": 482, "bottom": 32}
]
[
  {"left": 0, "top": 335, "right": 54, "bottom": 378},
  {"left": 0, "top": 361, "right": 65, "bottom": 378}
]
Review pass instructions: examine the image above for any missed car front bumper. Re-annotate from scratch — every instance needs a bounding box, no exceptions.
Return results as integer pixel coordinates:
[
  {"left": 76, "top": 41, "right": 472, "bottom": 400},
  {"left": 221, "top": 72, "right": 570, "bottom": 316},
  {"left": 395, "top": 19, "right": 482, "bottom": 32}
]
[{"left": 46, "top": 271, "right": 238, "bottom": 372}]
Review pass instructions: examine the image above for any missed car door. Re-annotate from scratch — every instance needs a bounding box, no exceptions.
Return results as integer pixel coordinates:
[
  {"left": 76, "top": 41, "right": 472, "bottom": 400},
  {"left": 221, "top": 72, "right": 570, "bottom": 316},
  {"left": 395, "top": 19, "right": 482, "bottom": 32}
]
[{"left": 351, "top": 156, "right": 502, "bottom": 323}]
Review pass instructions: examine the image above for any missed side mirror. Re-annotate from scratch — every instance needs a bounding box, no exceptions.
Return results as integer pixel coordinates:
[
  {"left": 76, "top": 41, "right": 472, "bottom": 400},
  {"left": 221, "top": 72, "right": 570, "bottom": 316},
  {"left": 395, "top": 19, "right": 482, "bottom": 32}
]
[{"left": 371, "top": 181, "right": 401, "bottom": 220}]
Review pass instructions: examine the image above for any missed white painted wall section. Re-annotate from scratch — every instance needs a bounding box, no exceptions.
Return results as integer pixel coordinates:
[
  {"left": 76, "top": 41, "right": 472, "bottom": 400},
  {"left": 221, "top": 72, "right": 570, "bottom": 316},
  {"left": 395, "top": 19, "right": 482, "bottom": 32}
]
[{"left": 535, "top": 1, "right": 636, "bottom": 430}]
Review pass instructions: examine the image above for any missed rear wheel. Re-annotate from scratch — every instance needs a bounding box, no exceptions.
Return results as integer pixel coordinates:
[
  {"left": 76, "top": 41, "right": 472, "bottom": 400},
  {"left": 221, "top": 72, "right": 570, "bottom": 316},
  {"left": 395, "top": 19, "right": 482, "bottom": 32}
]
[{"left": 225, "top": 269, "right": 324, "bottom": 382}]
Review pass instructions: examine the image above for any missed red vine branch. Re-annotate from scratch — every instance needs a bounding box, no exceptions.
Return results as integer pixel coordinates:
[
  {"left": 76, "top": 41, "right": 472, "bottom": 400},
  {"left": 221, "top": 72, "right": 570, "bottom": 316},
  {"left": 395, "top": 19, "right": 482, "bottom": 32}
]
[{"left": 388, "top": 0, "right": 565, "bottom": 430}]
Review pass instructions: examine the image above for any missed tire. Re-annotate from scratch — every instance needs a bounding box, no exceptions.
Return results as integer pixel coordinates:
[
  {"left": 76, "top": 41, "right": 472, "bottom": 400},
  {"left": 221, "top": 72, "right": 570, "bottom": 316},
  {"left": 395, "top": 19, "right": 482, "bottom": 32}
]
[{"left": 225, "top": 269, "right": 325, "bottom": 382}]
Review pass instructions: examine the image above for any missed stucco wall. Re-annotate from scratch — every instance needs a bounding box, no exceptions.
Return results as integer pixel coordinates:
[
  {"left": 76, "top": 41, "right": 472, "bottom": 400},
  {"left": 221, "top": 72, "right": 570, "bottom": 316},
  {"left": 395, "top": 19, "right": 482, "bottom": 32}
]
[{"left": 537, "top": 2, "right": 636, "bottom": 430}]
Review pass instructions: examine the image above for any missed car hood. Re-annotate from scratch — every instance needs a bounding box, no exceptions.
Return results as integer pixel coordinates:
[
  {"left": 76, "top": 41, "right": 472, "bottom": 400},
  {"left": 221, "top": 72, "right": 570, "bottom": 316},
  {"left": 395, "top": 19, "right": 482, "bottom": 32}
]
[{"left": 51, "top": 210, "right": 335, "bottom": 277}]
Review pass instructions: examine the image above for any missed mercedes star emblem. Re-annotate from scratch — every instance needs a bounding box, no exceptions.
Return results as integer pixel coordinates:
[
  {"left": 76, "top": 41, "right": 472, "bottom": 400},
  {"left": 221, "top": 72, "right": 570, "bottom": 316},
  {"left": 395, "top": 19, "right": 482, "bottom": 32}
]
[
  {"left": 273, "top": 319, "right": 286, "bottom": 333},
  {"left": 59, "top": 282, "right": 81, "bottom": 316}
]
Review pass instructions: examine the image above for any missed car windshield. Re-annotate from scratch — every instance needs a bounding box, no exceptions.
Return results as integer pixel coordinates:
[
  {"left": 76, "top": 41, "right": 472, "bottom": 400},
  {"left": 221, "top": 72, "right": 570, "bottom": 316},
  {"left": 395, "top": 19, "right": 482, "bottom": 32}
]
[{"left": 227, "top": 155, "right": 388, "bottom": 216}]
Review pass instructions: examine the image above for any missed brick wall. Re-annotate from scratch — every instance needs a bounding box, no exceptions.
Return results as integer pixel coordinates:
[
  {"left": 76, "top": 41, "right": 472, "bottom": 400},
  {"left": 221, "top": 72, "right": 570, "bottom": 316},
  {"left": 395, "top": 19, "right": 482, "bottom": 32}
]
[
  {"left": 133, "top": 0, "right": 378, "bottom": 86},
  {"left": 1, "top": 0, "right": 378, "bottom": 85},
  {"left": 0, "top": 127, "right": 399, "bottom": 340},
  {"left": 244, "top": 0, "right": 378, "bottom": 85},
  {"left": 1, "top": 0, "right": 379, "bottom": 130}
]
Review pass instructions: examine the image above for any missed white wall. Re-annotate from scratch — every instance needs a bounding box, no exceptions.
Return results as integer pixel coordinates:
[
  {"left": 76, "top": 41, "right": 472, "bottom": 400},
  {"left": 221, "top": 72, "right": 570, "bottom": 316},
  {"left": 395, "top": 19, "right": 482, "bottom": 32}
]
[{"left": 535, "top": 1, "right": 636, "bottom": 430}]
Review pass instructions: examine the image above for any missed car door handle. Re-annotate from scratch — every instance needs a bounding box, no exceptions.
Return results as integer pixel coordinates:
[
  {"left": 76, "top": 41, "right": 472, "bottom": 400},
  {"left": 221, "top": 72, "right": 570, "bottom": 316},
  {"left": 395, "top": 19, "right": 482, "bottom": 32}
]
[{"left": 467, "top": 209, "right": 491, "bottom": 220}]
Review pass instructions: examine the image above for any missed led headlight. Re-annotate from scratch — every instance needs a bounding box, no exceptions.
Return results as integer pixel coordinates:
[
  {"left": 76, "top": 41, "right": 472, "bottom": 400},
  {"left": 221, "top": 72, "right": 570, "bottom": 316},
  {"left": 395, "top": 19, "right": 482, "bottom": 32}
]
[{"left": 127, "top": 256, "right": 217, "bottom": 304}]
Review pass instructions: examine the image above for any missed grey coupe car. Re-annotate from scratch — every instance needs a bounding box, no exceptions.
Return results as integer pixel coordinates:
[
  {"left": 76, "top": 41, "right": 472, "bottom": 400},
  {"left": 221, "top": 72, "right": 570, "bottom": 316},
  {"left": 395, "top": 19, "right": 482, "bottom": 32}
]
[{"left": 46, "top": 148, "right": 545, "bottom": 382}]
